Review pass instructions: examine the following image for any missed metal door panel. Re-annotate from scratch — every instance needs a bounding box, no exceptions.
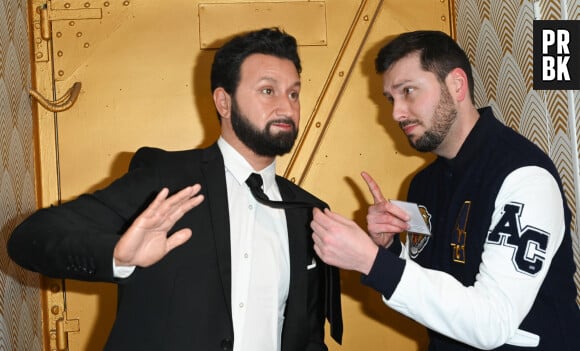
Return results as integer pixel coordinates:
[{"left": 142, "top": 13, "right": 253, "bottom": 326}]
[{"left": 28, "top": 1, "right": 451, "bottom": 349}]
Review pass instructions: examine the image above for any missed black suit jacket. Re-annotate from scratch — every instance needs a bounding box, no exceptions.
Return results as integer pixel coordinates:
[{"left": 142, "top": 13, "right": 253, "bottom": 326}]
[{"left": 8, "top": 143, "right": 340, "bottom": 351}]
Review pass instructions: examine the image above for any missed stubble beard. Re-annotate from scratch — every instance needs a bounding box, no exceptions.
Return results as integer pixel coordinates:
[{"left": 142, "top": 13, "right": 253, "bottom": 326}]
[{"left": 404, "top": 85, "right": 457, "bottom": 153}]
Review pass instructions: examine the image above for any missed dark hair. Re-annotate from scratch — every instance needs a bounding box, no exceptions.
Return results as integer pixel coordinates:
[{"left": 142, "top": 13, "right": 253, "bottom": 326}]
[
  {"left": 210, "top": 27, "right": 301, "bottom": 96},
  {"left": 375, "top": 30, "right": 474, "bottom": 101}
]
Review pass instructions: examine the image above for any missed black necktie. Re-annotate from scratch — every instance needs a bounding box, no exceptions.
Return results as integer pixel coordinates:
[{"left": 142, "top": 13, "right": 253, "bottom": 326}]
[
  {"left": 245, "top": 172, "right": 343, "bottom": 344},
  {"left": 245, "top": 173, "right": 320, "bottom": 209}
]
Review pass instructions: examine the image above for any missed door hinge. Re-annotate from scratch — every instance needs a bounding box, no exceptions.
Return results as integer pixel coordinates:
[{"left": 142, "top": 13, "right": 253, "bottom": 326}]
[
  {"left": 55, "top": 312, "right": 81, "bottom": 351},
  {"left": 31, "top": 0, "right": 102, "bottom": 62},
  {"left": 44, "top": 278, "right": 81, "bottom": 351}
]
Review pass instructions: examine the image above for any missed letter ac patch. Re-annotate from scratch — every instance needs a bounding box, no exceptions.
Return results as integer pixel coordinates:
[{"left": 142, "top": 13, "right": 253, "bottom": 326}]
[
  {"left": 486, "top": 202, "right": 549, "bottom": 276},
  {"left": 409, "top": 205, "right": 432, "bottom": 258}
]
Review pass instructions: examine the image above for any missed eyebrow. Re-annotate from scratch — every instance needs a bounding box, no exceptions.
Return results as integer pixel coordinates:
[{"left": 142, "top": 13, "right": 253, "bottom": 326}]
[
  {"left": 383, "top": 79, "right": 412, "bottom": 97},
  {"left": 391, "top": 79, "right": 412, "bottom": 90},
  {"left": 257, "top": 76, "right": 301, "bottom": 89}
]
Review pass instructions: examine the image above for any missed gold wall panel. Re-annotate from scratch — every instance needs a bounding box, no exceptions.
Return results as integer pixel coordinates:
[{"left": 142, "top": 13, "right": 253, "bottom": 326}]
[{"left": 199, "top": 1, "right": 327, "bottom": 48}]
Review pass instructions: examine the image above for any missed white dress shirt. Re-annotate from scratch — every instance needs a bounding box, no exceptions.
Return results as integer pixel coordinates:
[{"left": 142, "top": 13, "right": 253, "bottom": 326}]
[{"left": 218, "top": 137, "right": 290, "bottom": 351}]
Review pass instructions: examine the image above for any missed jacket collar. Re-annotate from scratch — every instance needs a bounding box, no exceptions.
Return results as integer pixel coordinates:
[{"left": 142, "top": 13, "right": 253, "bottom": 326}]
[{"left": 439, "top": 107, "right": 495, "bottom": 178}]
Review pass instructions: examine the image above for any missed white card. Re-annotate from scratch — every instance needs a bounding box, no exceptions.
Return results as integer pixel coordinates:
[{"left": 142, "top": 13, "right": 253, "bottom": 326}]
[{"left": 389, "top": 200, "right": 431, "bottom": 236}]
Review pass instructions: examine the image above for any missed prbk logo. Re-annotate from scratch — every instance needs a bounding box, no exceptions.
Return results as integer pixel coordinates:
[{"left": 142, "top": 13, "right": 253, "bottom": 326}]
[{"left": 533, "top": 20, "right": 580, "bottom": 90}]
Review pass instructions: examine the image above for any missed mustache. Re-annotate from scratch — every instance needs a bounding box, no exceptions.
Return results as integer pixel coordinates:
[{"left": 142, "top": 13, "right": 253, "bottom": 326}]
[
  {"left": 399, "top": 120, "right": 420, "bottom": 129},
  {"left": 267, "top": 118, "right": 296, "bottom": 129}
]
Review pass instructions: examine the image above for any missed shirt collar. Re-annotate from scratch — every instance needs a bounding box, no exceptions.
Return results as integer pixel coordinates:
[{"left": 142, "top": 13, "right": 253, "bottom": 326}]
[{"left": 217, "top": 137, "right": 277, "bottom": 191}]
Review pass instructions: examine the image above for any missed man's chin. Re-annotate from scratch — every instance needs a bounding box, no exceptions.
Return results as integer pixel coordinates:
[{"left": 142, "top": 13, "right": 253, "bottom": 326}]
[
  {"left": 247, "top": 139, "right": 296, "bottom": 157},
  {"left": 254, "top": 148, "right": 292, "bottom": 158},
  {"left": 268, "top": 127, "right": 297, "bottom": 137},
  {"left": 267, "top": 131, "right": 298, "bottom": 147}
]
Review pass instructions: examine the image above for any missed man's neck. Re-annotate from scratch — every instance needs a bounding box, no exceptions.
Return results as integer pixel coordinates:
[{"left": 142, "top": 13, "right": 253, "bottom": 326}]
[{"left": 435, "top": 104, "right": 481, "bottom": 159}]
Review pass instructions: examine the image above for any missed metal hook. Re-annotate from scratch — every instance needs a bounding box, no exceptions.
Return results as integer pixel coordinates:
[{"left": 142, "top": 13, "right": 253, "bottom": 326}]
[{"left": 30, "top": 82, "right": 82, "bottom": 112}]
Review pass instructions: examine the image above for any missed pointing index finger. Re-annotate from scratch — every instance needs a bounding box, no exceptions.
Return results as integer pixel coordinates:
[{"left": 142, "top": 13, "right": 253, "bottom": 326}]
[{"left": 361, "top": 171, "right": 387, "bottom": 204}]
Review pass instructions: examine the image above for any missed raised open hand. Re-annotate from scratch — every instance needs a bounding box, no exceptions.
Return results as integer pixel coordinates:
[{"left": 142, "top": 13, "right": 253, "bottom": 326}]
[{"left": 113, "top": 184, "right": 204, "bottom": 267}]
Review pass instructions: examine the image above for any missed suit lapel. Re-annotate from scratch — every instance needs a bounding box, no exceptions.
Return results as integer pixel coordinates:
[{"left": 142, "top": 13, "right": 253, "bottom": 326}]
[
  {"left": 277, "top": 179, "right": 343, "bottom": 345},
  {"left": 201, "top": 144, "right": 232, "bottom": 316},
  {"left": 277, "top": 178, "right": 309, "bottom": 345}
]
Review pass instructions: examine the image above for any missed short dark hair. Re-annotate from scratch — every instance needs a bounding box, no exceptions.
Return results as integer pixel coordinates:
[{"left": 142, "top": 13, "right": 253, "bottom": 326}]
[
  {"left": 375, "top": 30, "right": 474, "bottom": 101},
  {"left": 210, "top": 27, "right": 301, "bottom": 96}
]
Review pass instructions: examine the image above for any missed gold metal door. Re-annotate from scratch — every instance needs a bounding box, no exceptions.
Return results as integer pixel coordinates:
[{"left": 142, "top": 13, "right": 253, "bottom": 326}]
[{"left": 28, "top": 1, "right": 451, "bottom": 350}]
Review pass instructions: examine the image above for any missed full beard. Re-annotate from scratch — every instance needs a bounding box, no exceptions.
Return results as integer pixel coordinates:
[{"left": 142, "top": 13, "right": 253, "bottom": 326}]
[{"left": 231, "top": 100, "right": 298, "bottom": 157}]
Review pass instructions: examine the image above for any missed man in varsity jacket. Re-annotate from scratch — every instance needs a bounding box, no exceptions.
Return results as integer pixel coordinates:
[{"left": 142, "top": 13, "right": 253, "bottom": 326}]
[{"left": 310, "top": 30, "right": 580, "bottom": 350}]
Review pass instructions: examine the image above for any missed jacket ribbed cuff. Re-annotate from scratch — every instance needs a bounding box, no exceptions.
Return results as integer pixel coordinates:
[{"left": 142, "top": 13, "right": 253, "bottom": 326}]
[{"left": 360, "top": 246, "right": 405, "bottom": 299}]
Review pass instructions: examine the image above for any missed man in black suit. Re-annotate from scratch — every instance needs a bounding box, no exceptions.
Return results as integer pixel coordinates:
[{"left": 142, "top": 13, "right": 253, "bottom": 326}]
[{"left": 8, "top": 27, "right": 341, "bottom": 351}]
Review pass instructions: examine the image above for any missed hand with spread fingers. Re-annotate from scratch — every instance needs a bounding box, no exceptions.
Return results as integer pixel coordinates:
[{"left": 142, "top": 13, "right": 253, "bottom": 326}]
[
  {"left": 361, "top": 171, "right": 410, "bottom": 248},
  {"left": 113, "top": 184, "right": 205, "bottom": 268}
]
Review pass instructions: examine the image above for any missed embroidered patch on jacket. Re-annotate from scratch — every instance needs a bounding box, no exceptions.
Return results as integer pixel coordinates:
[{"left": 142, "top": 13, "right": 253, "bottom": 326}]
[
  {"left": 486, "top": 202, "right": 549, "bottom": 276},
  {"left": 409, "top": 205, "right": 432, "bottom": 258},
  {"left": 451, "top": 201, "right": 471, "bottom": 264}
]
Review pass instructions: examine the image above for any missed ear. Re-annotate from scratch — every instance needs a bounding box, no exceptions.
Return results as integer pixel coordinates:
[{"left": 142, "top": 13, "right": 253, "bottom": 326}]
[
  {"left": 446, "top": 67, "right": 469, "bottom": 102},
  {"left": 213, "top": 87, "right": 232, "bottom": 119}
]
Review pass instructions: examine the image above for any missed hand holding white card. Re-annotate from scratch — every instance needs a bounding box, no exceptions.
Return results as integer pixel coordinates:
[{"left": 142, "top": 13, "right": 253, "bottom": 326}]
[{"left": 389, "top": 200, "right": 431, "bottom": 236}]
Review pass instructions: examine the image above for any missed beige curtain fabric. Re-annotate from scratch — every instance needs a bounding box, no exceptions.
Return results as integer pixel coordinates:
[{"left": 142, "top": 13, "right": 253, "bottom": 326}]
[{"left": 0, "top": 0, "right": 42, "bottom": 349}]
